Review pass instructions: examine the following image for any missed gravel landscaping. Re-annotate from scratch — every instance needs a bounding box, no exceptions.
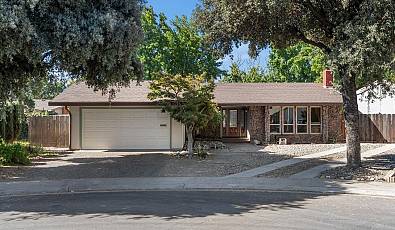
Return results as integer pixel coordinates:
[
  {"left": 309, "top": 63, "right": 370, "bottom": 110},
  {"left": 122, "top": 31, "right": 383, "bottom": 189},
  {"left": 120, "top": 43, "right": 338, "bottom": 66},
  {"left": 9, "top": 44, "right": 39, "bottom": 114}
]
[
  {"left": 259, "top": 144, "right": 385, "bottom": 178},
  {"left": 0, "top": 143, "right": 351, "bottom": 181},
  {"left": 320, "top": 150, "right": 395, "bottom": 182},
  {"left": 257, "top": 144, "right": 346, "bottom": 157}
]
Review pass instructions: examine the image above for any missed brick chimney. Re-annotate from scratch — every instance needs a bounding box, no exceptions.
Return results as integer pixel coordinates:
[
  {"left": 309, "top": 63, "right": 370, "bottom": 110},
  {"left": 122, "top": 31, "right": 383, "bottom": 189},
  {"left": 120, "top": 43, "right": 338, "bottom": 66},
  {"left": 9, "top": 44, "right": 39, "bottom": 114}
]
[{"left": 323, "top": 69, "right": 333, "bottom": 88}]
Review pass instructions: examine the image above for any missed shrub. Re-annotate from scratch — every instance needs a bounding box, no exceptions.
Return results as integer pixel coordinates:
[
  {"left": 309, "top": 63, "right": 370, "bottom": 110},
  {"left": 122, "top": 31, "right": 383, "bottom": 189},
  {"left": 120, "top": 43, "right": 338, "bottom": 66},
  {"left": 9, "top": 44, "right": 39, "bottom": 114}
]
[
  {"left": 0, "top": 140, "right": 31, "bottom": 165},
  {"left": 195, "top": 144, "right": 209, "bottom": 159}
]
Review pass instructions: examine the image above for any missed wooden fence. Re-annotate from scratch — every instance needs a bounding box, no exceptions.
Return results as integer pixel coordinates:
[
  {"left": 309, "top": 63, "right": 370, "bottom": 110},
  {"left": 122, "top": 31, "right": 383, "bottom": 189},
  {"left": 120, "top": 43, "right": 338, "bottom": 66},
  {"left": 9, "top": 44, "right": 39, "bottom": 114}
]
[
  {"left": 28, "top": 115, "right": 70, "bottom": 148},
  {"left": 359, "top": 114, "right": 395, "bottom": 143}
]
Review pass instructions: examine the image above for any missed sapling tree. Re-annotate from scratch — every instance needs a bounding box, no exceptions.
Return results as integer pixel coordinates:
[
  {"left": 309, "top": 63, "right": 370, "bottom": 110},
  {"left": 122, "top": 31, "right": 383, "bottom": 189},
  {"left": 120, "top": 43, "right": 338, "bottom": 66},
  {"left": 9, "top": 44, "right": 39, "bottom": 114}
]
[{"left": 148, "top": 74, "right": 221, "bottom": 156}]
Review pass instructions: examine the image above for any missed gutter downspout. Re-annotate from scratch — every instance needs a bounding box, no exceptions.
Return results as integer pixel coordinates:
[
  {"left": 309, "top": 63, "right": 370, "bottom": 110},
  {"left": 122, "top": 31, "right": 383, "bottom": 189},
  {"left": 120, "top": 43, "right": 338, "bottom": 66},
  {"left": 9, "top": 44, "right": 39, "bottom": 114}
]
[{"left": 65, "top": 106, "right": 72, "bottom": 150}]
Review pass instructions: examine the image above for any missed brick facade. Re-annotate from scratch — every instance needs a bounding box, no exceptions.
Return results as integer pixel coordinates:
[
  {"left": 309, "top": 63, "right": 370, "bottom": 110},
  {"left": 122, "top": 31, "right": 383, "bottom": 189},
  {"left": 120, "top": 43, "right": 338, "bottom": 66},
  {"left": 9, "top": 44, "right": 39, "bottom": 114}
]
[
  {"left": 254, "top": 104, "right": 345, "bottom": 144},
  {"left": 198, "top": 104, "right": 345, "bottom": 144},
  {"left": 248, "top": 106, "right": 266, "bottom": 142}
]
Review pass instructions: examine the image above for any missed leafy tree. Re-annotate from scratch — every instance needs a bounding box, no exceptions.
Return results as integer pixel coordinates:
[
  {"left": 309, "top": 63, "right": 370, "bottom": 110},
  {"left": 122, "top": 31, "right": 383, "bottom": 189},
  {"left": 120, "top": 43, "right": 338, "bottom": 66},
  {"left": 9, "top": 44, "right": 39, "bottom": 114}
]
[
  {"left": 195, "top": 0, "right": 395, "bottom": 167},
  {"left": 267, "top": 43, "right": 326, "bottom": 83},
  {"left": 139, "top": 7, "right": 222, "bottom": 80},
  {"left": 0, "top": 0, "right": 144, "bottom": 104},
  {"left": 29, "top": 75, "right": 69, "bottom": 100},
  {"left": 222, "top": 63, "right": 266, "bottom": 83},
  {"left": 148, "top": 74, "right": 221, "bottom": 156}
]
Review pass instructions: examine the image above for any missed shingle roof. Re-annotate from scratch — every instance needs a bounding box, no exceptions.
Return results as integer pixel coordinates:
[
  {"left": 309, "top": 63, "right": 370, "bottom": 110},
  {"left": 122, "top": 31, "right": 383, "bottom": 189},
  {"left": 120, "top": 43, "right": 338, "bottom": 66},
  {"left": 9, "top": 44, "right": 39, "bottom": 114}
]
[
  {"left": 49, "top": 81, "right": 342, "bottom": 106},
  {"left": 214, "top": 83, "right": 342, "bottom": 105}
]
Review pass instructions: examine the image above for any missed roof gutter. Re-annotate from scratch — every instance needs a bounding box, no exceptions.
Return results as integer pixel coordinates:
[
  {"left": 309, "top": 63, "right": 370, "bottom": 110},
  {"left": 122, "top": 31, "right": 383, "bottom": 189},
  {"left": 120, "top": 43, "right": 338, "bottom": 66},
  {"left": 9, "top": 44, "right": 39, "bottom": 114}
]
[
  {"left": 48, "top": 101, "right": 160, "bottom": 107},
  {"left": 64, "top": 106, "right": 72, "bottom": 150}
]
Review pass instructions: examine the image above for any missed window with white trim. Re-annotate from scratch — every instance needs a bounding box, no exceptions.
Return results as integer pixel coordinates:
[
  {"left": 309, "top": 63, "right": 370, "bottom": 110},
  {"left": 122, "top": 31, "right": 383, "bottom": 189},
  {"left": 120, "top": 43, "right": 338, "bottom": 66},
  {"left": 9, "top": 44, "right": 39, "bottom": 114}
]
[
  {"left": 310, "top": 107, "right": 322, "bottom": 133},
  {"left": 269, "top": 106, "right": 281, "bottom": 133},
  {"left": 282, "top": 107, "right": 294, "bottom": 134},
  {"left": 297, "top": 107, "right": 308, "bottom": 133}
]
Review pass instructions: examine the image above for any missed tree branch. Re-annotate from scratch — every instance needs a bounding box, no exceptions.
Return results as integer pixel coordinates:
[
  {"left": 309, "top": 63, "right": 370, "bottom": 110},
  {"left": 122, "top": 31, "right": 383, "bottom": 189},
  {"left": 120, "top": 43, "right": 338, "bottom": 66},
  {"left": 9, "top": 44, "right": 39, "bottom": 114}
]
[{"left": 296, "top": 32, "right": 331, "bottom": 53}]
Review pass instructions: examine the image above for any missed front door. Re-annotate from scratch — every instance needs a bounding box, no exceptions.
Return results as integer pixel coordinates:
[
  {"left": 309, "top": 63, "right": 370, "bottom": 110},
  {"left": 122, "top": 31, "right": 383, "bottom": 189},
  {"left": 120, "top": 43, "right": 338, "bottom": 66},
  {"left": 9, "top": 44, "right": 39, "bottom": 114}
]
[{"left": 222, "top": 108, "right": 247, "bottom": 138}]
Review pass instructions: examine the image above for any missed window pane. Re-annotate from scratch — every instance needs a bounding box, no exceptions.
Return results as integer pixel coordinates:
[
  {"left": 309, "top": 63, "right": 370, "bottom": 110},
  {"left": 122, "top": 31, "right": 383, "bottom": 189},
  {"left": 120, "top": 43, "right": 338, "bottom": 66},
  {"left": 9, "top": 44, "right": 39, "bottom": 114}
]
[
  {"left": 311, "top": 107, "right": 321, "bottom": 124},
  {"left": 297, "top": 125, "right": 307, "bottom": 133},
  {"left": 270, "top": 106, "right": 281, "bottom": 124},
  {"left": 297, "top": 107, "right": 307, "bottom": 124},
  {"left": 284, "top": 125, "right": 294, "bottom": 133},
  {"left": 283, "top": 107, "right": 294, "bottom": 124},
  {"left": 311, "top": 125, "right": 321, "bottom": 133},
  {"left": 222, "top": 110, "right": 226, "bottom": 127},
  {"left": 229, "top": 110, "right": 238, "bottom": 127},
  {"left": 270, "top": 125, "right": 280, "bottom": 133}
]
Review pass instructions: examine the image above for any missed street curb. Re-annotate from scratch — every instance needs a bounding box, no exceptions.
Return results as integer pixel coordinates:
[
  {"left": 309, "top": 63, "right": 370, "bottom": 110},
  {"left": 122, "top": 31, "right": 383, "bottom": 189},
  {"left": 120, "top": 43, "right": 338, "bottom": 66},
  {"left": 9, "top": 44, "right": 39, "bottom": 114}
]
[{"left": 1, "top": 177, "right": 395, "bottom": 198}]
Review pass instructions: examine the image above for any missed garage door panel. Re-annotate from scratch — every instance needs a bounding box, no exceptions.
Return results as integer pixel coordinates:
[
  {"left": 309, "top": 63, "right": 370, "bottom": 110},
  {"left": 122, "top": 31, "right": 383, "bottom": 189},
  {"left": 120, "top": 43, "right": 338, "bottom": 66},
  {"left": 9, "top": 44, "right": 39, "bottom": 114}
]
[{"left": 82, "top": 109, "right": 171, "bottom": 149}]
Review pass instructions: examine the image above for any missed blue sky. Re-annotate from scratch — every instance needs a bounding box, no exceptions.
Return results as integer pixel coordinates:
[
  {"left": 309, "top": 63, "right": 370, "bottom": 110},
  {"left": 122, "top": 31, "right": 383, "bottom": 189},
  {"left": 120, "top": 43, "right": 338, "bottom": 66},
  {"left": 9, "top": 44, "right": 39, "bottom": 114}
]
[{"left": 146, "top": 0, "right": 270, "bottom": 71}]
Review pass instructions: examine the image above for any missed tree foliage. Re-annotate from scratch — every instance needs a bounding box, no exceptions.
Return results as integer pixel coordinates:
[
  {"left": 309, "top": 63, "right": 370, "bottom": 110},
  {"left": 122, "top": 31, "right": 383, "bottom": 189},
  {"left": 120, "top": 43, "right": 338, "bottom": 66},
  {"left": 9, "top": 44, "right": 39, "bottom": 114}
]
[
  {"left": 0, "top": 102, "right": 24, "bottom": 143},
  {"left": 223, "top": 43, "right": 326, "bottom": 83},
  {"left": 267, "top": 43, "right": 326, "bottom": 83},
  {"left": 195, "top": 0, "right": 395, "bottom": 167},
  {"left": 139, "top": 7, "right": 222, "bottom": 80},
  {"left": 222, "top": 63, "right": 265, "bottom": 83},
  {"left": 0, "top": 0, "right": 144, "bottom": 103},
  {"left": 148, "top": 74, "right": 221, "bottom": 156}
]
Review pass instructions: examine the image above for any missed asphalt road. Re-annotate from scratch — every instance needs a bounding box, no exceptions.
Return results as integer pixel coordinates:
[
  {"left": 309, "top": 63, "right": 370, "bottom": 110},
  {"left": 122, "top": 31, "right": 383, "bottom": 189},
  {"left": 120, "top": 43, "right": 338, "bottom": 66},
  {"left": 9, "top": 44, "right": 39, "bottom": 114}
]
[{"left": 0, "top": 190, "right": 394, "bottom": 230}]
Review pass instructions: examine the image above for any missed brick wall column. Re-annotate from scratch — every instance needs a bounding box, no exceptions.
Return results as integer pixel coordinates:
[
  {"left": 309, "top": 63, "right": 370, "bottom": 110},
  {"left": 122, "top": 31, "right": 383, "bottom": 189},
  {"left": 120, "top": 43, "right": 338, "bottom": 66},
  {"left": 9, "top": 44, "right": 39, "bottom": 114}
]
[
  {"left": 248, "top": 106, "right": 265, "bottom": 143},
  {"left": 264, "top": 106, "right": 270, "bottom": 144},
  {"left": 322, "top": 105, "right": 329, "bottom": 143}
]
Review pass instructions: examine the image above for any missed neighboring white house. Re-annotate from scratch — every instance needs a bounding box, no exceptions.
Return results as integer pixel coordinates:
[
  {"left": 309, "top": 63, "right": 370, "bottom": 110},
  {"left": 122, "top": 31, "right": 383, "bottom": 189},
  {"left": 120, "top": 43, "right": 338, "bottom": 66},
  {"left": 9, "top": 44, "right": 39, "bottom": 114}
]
[{"left": 358, "top": 86, "right": 395, "bottom": 114}]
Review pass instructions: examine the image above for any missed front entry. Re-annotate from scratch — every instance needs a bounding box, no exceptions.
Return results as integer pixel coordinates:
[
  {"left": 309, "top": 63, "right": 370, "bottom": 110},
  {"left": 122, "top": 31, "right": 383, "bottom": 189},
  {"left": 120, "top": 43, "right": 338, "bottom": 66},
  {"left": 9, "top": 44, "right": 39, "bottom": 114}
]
[{"left": 222, "top": 108, "right": 247, "bottom": 138}]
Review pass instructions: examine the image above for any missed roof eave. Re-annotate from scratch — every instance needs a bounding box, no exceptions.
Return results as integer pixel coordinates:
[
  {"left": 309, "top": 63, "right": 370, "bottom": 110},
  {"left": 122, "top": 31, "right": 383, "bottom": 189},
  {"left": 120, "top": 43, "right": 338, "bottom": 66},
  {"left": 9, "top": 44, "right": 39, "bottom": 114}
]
[{"left": 48, "top": 101, "right": 159, "bottom": 107}]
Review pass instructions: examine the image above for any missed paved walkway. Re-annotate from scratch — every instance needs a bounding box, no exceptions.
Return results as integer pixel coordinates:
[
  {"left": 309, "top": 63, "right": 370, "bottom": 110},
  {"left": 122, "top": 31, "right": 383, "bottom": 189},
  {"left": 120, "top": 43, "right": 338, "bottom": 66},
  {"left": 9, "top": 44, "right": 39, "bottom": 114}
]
[
  {"left": 225, "top": 146, "right": 347, "bottom": 178},
  {"left": 290, "top": 144, "right": 395, "bottom": 179}
]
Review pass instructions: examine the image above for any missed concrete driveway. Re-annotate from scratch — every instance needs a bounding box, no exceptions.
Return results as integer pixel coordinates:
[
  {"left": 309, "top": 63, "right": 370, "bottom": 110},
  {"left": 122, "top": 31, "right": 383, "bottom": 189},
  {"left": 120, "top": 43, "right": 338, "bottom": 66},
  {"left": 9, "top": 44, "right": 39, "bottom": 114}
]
[
  {"left": 4, "top": 143, "right": 384, "bottom": 182},
  {"left": 1, "top": 144, "right": 295, "bottom": 181}
]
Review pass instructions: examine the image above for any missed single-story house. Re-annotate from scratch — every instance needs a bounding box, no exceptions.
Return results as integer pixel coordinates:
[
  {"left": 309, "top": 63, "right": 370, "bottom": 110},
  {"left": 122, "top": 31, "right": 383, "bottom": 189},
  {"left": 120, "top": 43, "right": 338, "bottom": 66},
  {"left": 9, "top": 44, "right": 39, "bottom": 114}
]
[{"left": 50, "top": 70, "right": 345, "bottom": 150}]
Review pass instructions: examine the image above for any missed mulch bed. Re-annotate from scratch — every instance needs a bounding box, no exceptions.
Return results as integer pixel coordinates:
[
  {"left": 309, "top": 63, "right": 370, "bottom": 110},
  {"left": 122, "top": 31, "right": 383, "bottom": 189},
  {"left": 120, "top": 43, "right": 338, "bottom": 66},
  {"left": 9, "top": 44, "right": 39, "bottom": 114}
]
[{"left": 320, "top": 152, "right": 395, "bottom": 182}]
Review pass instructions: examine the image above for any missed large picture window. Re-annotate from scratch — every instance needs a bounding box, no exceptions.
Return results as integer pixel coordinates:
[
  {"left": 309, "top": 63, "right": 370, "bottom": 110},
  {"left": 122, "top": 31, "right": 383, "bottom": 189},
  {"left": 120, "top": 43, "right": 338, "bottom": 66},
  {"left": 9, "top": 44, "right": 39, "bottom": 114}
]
[
  {"left": 297, "top": 107, "right": 308, "bottom": 133},
  {"left": 269, "top": 106, "right": 281, "bottom": 133},
  {"left": 310, "top": 107, "right": 322, "bottom": 133},
  {"left": 282, "top": 107, "right": 294, "bottom": 134}
]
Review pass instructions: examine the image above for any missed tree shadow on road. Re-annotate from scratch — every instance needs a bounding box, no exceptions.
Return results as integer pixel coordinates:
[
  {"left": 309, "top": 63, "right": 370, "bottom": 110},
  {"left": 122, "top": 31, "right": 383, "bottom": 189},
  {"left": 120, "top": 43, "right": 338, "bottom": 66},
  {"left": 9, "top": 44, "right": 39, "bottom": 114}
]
[{"left": 0, "top": 189, "right": 347, "bottom": 221}]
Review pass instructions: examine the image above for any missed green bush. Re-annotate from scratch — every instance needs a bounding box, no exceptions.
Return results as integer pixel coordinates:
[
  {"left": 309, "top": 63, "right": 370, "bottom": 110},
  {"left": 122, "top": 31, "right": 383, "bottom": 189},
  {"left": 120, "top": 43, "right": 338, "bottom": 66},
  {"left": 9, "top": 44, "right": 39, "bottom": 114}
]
[
  {"left": 195, "top": 144, "right": 209, "bottom": 159},
  {"left": 0, "top": 140, "right": 31, "bottom": 165}
]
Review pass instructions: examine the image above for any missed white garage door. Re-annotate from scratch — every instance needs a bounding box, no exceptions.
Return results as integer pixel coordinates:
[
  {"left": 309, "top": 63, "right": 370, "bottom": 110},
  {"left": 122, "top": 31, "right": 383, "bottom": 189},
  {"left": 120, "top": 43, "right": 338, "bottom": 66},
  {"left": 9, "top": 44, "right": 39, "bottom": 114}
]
[{"left": 82, "top": 108, "right": 171, "bottom": 149}]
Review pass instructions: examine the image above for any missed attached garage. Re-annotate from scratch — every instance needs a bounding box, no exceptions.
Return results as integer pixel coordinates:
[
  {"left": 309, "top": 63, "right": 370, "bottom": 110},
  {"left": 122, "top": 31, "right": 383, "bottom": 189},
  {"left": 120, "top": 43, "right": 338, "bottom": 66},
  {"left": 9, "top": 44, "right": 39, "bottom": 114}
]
[
  {"left": 49, "top": 82, "right": 185, "bottom": 150},
  {"left": 82, "top": 108, "right": 171, "bottom": 150}
]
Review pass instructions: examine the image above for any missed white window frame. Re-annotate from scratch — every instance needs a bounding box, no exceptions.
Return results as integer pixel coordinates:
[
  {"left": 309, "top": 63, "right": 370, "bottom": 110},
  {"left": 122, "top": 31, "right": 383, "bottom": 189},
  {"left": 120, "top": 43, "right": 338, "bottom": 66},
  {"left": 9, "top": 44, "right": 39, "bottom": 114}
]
[
  {"left": 269, "top": 106, "right": 281, "bottom": 134},
  {"left": 282, "top": 106, "right": 295, "bottom": 134},
  {"left": 310, "top": 106, "right": 322, "bottom": 134},
  {"left": 296, "top": 106, "right": 308, "bottom": 134}
]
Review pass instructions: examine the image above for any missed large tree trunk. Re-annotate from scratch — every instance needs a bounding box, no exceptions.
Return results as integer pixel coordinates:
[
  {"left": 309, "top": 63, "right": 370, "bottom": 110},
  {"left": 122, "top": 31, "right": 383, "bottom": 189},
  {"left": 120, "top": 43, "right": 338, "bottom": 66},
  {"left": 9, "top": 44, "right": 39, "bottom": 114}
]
[
  {"left": 186, "top": 126, "right": 194, "bottom": 158},
  {"left": 340, "top": 68, "right": 361, "bottom": 168}
]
